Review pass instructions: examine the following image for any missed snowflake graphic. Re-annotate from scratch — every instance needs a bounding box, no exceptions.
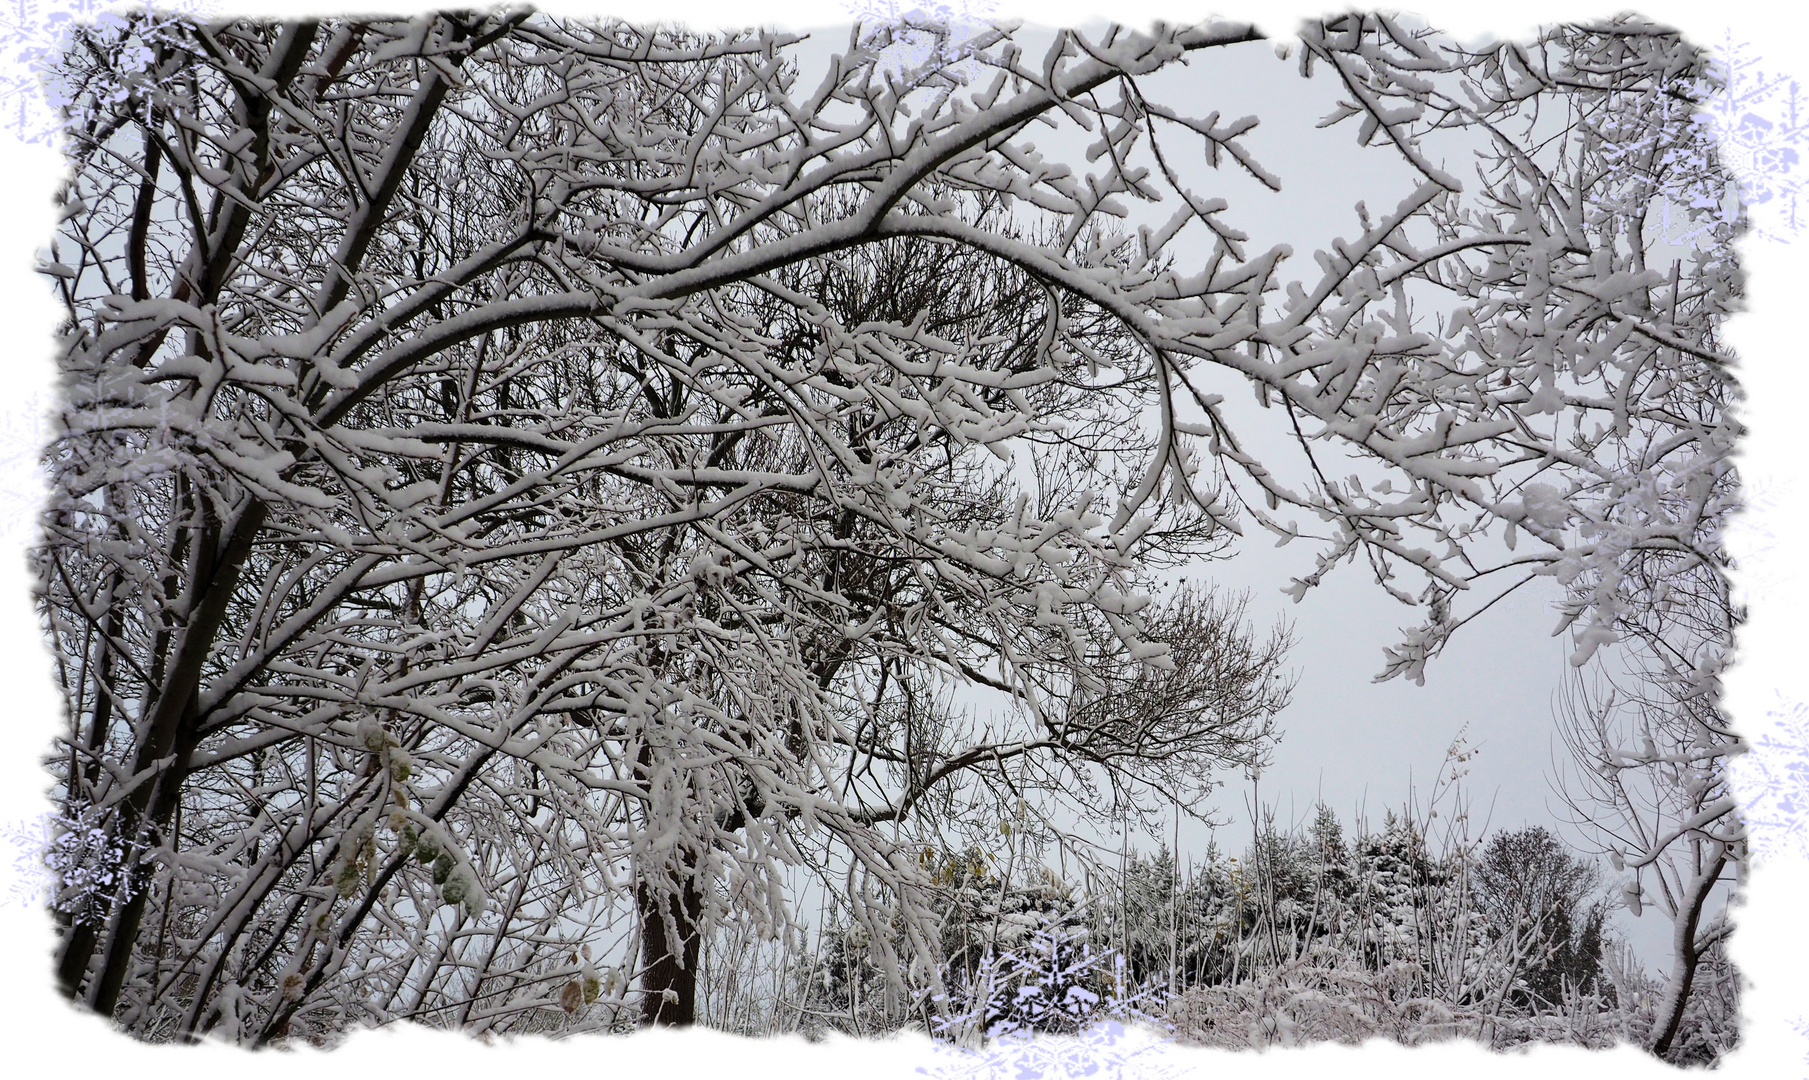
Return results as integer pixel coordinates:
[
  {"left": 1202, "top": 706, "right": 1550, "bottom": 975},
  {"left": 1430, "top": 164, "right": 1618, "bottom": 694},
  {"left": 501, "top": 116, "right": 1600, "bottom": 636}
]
[
  {"left": 0, "top": 0, "right": 218, "bottom": 146},
  {"left": 1555, "top": 31, "right": 1809, "bottom": 248},
  {"left": 2, "top": 814, "right": 52, "bottom": 908},
  {"left": 919, "top": 1020, "right": 1184, "bottom": 1080},
  {"left": 0, "top": 387, "right": 52, "bottom": 546},
  {"left": 1695, "top": 33, "right": 1809, "bottom": 243},
  {"left": 1725, "top": 474, "right": 1796, "bottom": 601},
  {"left": 1729, "top": 696, "right": 1809, "bottom": 862},
  {"left": 1, "top": 805, "right": 161, "bottom": 912},
  {"left": 1620, "top": 33, "right": 1809, "bottom": 246},
  {"left": 1722, "top": 479, "right": 1808, "bottom": 858},
  {"left": 842, "top": 0, "right": 999, "bottom": 85},
  {"left": 915, "top": 920, "right": 1181, "bottom": 1080}
]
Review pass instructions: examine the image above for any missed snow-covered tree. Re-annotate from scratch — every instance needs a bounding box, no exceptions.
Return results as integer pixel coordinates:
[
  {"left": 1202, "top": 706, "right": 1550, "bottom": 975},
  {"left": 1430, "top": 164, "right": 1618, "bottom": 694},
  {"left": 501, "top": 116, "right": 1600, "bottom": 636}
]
[
  {"left": 1473, "top": 826, "right": 1608, "bottom": 1012},
  {"left": 1505, "top": 23, "right": 1747, "bottom": 1062},
  {"left": 38, "top": 12, "right": 1289, "bottom": 1037},
  {"left": 36, "top": 10, "right": 1739, "bottom": 1044}
]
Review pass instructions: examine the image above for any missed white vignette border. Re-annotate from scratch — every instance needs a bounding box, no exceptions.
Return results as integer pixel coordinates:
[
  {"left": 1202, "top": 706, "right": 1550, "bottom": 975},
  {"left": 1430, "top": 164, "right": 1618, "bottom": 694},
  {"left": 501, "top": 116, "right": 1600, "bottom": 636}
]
[{"left": 0, "top": 2, "right": 1802, "bottom": 1078}]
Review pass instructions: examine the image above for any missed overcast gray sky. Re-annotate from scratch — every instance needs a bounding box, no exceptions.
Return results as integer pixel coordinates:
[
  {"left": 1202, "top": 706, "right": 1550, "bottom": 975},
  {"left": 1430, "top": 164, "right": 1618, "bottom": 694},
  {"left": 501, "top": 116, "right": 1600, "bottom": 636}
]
[{"left": 856, "top": 30, "right": 1592, "bottom": 840}]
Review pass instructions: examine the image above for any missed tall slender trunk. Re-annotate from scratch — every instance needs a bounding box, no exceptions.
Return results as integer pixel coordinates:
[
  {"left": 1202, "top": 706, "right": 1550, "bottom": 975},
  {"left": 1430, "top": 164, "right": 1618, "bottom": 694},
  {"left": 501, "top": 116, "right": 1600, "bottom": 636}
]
[
  {"left": 65, "top": 497, "right": 268, "bottom": 1014},
  {"left": 1650, "top": 850, "right": 1728, "bottom": 1059},
  {"left": 636, "top": 853, "right": 705, "bottom": 1026},
  {"left": 54, "top": 564, "right": 118, "bottom": 995},
  {"left": 56, "top": 21, "right": 320, "bottom": 1014}
]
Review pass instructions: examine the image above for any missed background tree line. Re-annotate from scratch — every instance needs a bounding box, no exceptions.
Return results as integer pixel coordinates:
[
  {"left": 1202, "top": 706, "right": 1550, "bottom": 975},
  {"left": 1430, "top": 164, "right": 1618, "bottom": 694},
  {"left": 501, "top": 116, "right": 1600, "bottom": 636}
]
[{"left": 720, "top": 811, "right": 1734, "bottom": 1065}]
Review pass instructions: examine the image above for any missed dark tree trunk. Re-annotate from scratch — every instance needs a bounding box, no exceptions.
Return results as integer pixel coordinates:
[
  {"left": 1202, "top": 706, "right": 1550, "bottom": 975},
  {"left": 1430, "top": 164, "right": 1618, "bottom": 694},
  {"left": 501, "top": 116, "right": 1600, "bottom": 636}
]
[{"left": 636, "top": 855, "right": 705, "bottom": 1027}]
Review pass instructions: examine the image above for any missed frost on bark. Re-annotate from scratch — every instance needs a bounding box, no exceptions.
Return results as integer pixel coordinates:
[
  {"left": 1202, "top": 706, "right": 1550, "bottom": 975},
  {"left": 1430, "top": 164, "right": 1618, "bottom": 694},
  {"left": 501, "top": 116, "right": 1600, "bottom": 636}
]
[{"left": 36, "top": 11, "right": 1738, "bottom": 1044}]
